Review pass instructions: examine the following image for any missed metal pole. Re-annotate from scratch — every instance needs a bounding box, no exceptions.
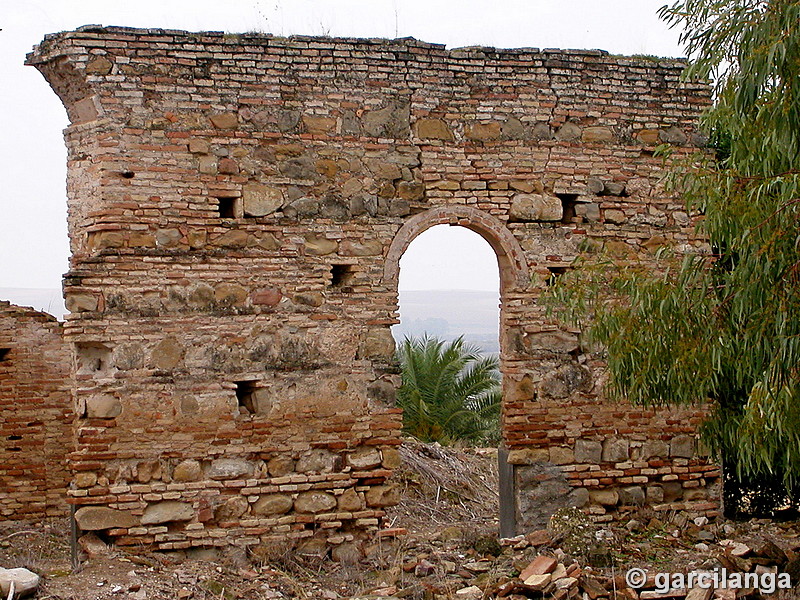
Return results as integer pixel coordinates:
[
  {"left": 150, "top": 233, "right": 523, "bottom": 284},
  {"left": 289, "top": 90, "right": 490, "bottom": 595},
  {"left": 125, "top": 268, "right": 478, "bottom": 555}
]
[{"left": 69, "top": 504, "right": 79, "bottom": 572}]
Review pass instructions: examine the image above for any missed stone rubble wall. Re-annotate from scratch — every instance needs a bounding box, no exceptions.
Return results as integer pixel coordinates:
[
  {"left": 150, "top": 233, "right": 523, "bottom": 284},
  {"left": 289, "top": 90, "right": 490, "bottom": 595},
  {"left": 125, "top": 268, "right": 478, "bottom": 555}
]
[
  {"left": 23, "top": 26, "right": 719, "bottom": 551},
  {"left": 0, "top": 302, "right": 72, "bottom": 520}
]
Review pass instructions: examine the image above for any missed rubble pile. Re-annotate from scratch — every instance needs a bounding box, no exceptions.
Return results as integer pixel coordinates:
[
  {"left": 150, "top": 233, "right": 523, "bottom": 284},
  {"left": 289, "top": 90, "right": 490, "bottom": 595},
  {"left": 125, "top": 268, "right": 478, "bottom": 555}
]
[{"left": 357, "top": 514, "right": 800, "bottom": 600}]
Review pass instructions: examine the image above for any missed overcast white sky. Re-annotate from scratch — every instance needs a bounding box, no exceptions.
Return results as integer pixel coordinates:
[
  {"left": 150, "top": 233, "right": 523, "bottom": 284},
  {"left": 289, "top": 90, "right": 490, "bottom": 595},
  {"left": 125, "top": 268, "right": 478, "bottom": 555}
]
[{"left": 0, "top": 0, "right": 684, "bottom": 304}]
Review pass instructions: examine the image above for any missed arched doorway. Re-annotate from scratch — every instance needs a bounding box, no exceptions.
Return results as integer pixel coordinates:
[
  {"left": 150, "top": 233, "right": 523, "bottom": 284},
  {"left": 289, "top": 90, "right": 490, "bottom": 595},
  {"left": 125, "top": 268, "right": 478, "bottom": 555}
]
[
  {"left": 392, "top": 224, "right": 500, "bottom": 354},
  {"left": 384, "top": 206, "right": 528, "bottom": 535}
]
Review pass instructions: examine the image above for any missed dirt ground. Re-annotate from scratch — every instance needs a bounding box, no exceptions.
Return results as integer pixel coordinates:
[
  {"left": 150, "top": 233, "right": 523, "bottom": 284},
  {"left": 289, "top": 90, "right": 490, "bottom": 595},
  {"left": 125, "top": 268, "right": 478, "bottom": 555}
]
[{"left": 1, "top": 440, "right": 799, "bottom": 599}]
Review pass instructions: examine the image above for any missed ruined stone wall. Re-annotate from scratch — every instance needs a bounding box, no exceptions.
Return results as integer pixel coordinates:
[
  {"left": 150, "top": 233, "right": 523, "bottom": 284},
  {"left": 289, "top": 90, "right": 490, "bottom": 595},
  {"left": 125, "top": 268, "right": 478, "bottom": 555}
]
[
  {"left": 27, "top": 26, "right": 719, "bottom": 550},
  {"left": 0, "top": 302, "right": 72, "bottom": 520}
]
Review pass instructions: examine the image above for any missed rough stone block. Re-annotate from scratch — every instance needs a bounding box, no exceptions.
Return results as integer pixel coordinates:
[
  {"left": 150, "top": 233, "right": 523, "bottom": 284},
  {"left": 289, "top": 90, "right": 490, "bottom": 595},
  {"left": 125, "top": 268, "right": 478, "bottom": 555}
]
[
  {"left": 347, "top": 448, "right": 382, "bottom": 470},
  {"left": 251, "top": 288, "right": 283, "bottom": 306},
  {"left": 340, "top": 240, "right": 383, "bottom": 256},
  {"left": 293, "top": 291, "right": 324, "bottom": 307},
  {"left": 619, "top": 486, "right": 645, "bottom": 505},
  {"left": 150, "top": 337, "right": 183, "bottom": 370},
  {"left": 302, "top": 115, "right": 336, "bottom": 134},
  {"left": 465, "top": 122, "right": 501, "bottom": 141},
  {"left": 646, "top": 485, "right": 664, "bottom": 503},
  {"left": 267, "top": 456, "right": 295, "bottom": 477},
  {"left": 337, "top": 488, "right": 364, "bottom": 512},
  {"left": 209, "top": 112, "right": 238, "bottom": 129},
  {"left": 360, "top": 329, "right": 395, "bottom": 360},
  {"left": 365, "top": 484, "right": 400, "bottom": 508},
  {"left": 173, "top": 460, "right": 202, "bottom": 482},
  {"left": 331, "top": 541, "right": 362, "bottom": 564},
  {"left": 507, "top": 448, "right": 550, "bottom": 465},
  {"left": 85, "top": 394, "right": 122, "bottom": 419},
  {"left": 574, "top": 440, "right": 602, "bottom": 464},
  {"left": 253, "top": 494, "right": 294, "bottom": 515},
  {"left": 636, "top": 129, "right": 661, "bottom": 144},
  {"left": 294, "top": 491, "right": 337, "bottom": 514},
  {"left": 509, "top": 193, "right": 563, "bottom": 222},
  {"left": 75, "top": 507, "right": 138, "bottom": 530},
  {"left": 198, "top": 155, "right": 217, "bottom": 174},
  {"left": 662, "top": 481, "right": 683, "bottom": 502},
  {"left": 214, "top": 283, "right": 248, "bottom": 305},
  {"left": 128, "top": 232, "right": 156, "bottom": 247},
  {"left": 414, "top": 118, "right": 453, "bottom": 140},
  {"left": 188, "top": 138, "right": 210, "bottom": 154},
  {"left": 538, "top": 364, "right": 591, "bottom": 399},
  {"left": 501, "top": 116, "right": 526, "bottom": 139},
  {"left": 85, "top": 57, "right": 113, "bottom": 75},
  {"left": 251, "top": 232, "right": 281, "bottom": 250},
  {"left": 214, "top": 496, "right": 249, "bottom": 521},
  {"left": 601, "top": 438, "right": 629, "bottom": 463},
  {"left": 525, "top": 331, "right": 579, "bottom": 354},
  {"left": 141, "top": 501, "right": 194, "bottom": 525},
  {"left": 66, "top": 293, "right": 99, "bottom": 313},
  {"left": 640, "top": 440, "right": 669, "bottom": 460},
  {"left": 243, "top": 183, "right": 284, "bottom": 217},
  {"left": 156, "top": 228, "right": 182, "bottom": 247},
  {"left": 207, "top": 459, "right": 254, "bottom": 480},
  {"left": 549, "top": 446, "right": 574, "bottom": 465},
  {"left": 575, "top": 202, "right": 600, "bottom": 221},
  {"left": 507, "top": 375, "right": 536, "bottom": 402},
  {"left": 555, "top": 121, "right": 581, "bottom": 141},
  {"left": 604, "top": 209, "right": 627, "bottom": 224},
  {"left": 211, "top": 229, "right": 248, "bottom": 248},
  {"left": 531, "top": 122, "right": 553, "bottom": 140},
  {"left": 670, "top": 435, "right": 694, "bottom": 458},
  {"left": 0, "top": 567, "right": 40, "bottom": 597},
  {"left": 296, "top": 450, "right": 335, "bottom": 473},
  {"left": 397, "top": 181, "right": 425, "bottom": 201},
  {"left": 303, "top": 235, "right": 338, "bottom": 256},
  {"left": 659, "top": 126, "right": 687, "bottom": 145},
  {"left": 218, "top": 157, "right": 238, "bottom": 174},
  {"left": 74, "top": 472, "right": 97, "bottom": 488},
  {"left": 569, "top": 487, "right": 590, "bottom": 508},
  {"left": 582, "top": 126, "right": 614, "bottom": 143},
  {"left": 589, "top": 489, "right": 619, "bottom": 506}
]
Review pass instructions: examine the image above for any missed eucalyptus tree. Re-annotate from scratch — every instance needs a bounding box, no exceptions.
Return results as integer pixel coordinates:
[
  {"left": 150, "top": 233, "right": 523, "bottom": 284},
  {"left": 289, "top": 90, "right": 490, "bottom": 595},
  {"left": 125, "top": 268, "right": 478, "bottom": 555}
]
[{"left": 550, "top": 0, "right": 800, "bottom": 505}]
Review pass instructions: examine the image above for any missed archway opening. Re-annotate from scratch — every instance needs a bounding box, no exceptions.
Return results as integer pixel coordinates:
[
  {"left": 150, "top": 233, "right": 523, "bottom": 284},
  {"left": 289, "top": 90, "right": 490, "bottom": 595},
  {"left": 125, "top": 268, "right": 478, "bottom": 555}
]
[
  {"left": 388, "top": 222, "right": 505, "bottom": 538},
  {"left": 384, "top": 206, "right": 528, "bottom": 537},
  {"left": 392, "top": 224, "right": 500, "bottom": 356}
]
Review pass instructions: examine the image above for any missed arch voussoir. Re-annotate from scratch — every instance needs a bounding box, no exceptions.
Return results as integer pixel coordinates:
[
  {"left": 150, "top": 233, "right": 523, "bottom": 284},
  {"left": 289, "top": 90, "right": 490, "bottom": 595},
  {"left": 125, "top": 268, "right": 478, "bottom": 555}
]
[{"left": 383, "top": 206, "right": 529, "bottom": 292}]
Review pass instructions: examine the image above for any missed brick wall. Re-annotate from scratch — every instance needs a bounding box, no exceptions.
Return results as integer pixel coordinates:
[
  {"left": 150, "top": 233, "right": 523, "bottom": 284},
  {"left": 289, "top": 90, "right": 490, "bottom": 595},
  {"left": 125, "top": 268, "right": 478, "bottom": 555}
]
[
  {"left": 0, "top": 302, "right": 71, "bottom": 520},
  {"left": 25, "top": 26, "right": 719, "bottom": 550}
]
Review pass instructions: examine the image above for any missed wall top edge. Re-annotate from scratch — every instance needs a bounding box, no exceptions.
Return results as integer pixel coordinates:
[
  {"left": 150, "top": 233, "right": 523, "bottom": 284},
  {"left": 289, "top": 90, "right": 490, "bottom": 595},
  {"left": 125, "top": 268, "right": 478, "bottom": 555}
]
[{"left": 29, "top": 25, "right": 689, "bottom": 69}]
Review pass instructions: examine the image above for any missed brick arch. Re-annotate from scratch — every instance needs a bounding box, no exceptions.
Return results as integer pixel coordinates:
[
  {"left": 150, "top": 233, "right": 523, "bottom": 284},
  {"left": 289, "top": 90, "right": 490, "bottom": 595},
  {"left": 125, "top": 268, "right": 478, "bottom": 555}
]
[{"left": 383, "top": 206, "right": 529, "bottom": 292}]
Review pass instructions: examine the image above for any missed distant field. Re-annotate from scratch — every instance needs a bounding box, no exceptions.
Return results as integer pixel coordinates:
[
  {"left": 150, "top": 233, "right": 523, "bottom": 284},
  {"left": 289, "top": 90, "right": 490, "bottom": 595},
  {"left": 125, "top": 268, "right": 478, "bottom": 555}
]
[{"left": 392, "top": 289, "right": 500, "bottom": 354}]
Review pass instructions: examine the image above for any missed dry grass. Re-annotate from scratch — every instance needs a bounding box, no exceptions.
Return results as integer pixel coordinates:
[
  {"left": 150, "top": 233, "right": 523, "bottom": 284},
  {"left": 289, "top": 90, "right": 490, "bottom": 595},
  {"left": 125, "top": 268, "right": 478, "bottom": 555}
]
[{"left": 387, "top": 438, "right": 499, "bottom": 536}]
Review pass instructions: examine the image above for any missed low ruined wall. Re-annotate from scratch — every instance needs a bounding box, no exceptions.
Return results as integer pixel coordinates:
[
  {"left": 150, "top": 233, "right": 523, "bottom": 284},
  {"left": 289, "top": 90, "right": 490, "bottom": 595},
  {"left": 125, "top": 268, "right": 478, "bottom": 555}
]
[
  {"left": 0, "top": 302, "right": 72, "bottom": 520},
  {"left": 25, "top": 26, "right": 719, "bottom": 550},
  {"left": 507, "top": 394, "right": 720, "bottom": 530}
]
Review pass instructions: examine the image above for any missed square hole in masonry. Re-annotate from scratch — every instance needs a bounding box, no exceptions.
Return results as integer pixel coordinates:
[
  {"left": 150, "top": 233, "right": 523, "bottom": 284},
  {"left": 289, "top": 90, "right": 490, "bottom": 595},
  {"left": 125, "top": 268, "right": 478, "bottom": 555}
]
[
  {"left": 546, "top": 266, "right": 570, "bottom": 287},
  {"left": 556, "top": 193, "right": 580, "bottom": 223},
  {"left": 235, "top": 380, "right": 259, "bottom": 415},
  {"left": 217, "top": 196, "right": 240, "bottom": 219},
  {"left": 330, "top": 264, "right": 355, "bottom": 288}
]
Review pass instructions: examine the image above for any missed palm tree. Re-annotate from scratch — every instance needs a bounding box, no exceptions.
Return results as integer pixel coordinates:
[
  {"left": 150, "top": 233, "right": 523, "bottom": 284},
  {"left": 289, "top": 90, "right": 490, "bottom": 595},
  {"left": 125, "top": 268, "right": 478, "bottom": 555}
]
[{"left": 396, "top": 335, "right": 502, "bottom": 445}]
